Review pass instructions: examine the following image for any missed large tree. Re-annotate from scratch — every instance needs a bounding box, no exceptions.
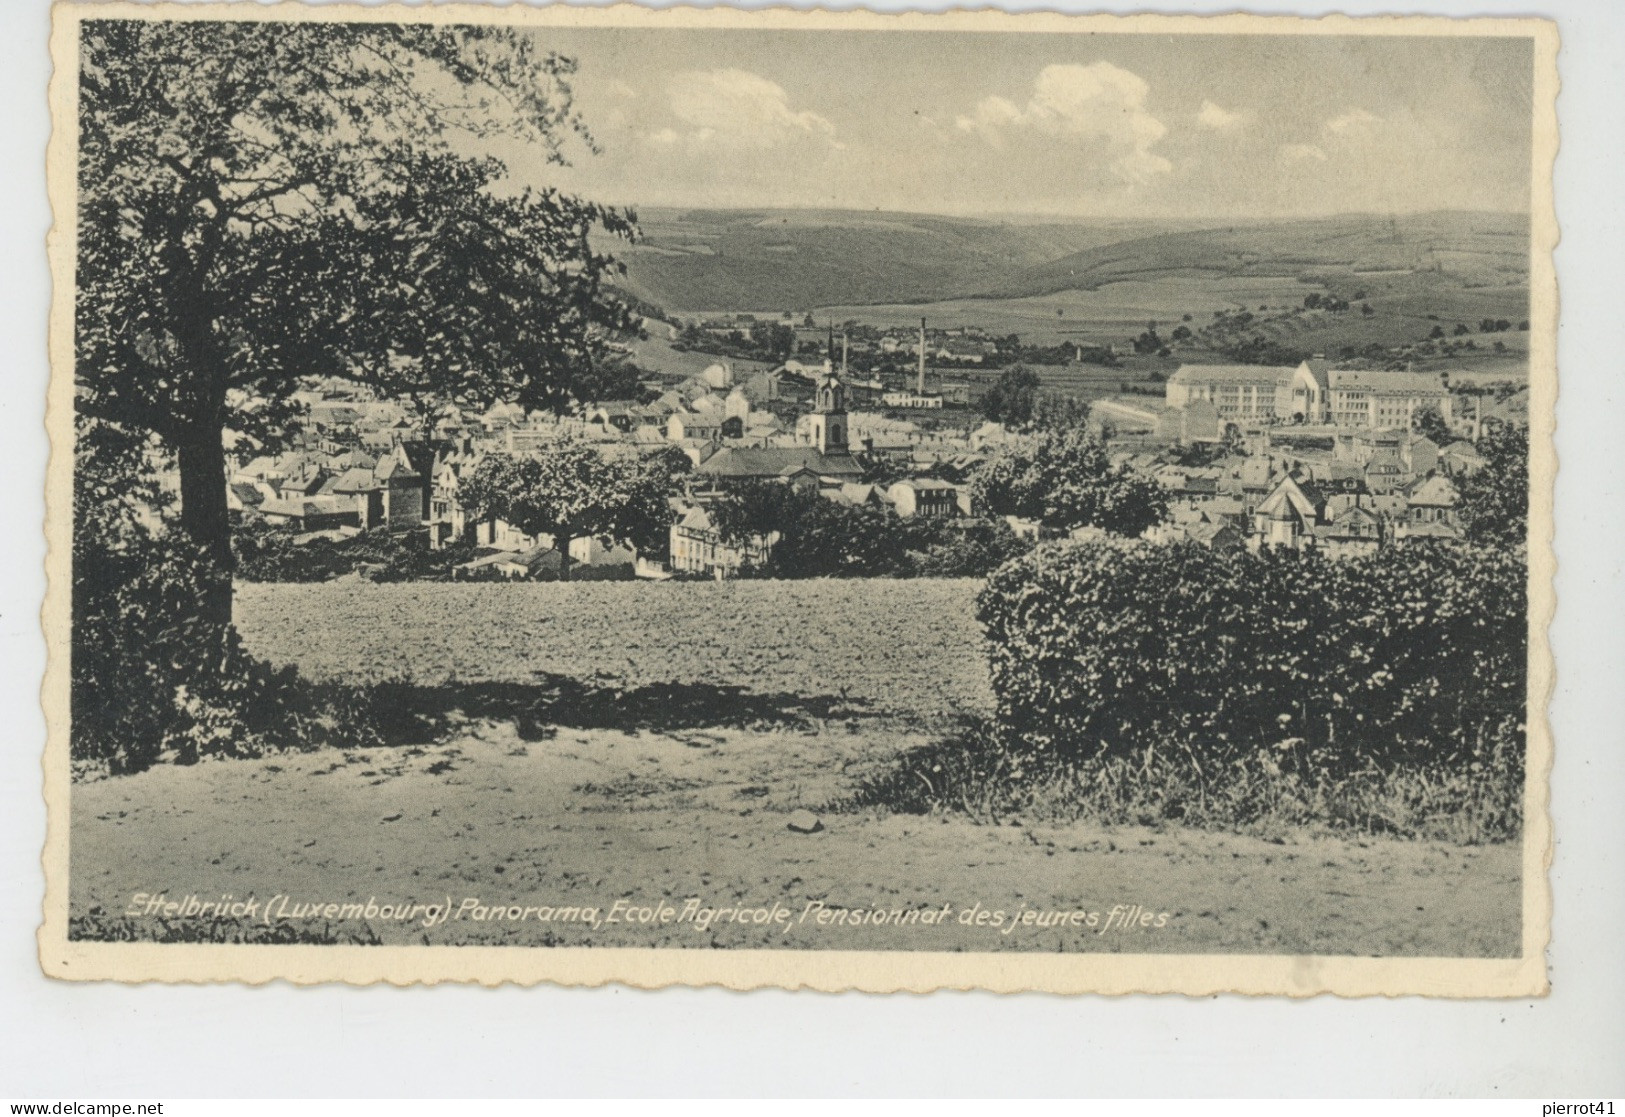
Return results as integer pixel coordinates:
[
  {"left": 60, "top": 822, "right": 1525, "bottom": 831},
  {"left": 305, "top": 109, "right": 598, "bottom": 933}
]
[
  {"left": 76, "top": 19, "right": 635, "bottom": 627},
  {"left": 710, "top": 483, "right": 910, "bottom": 578},
  {"left": 978, "top": 365, "right": 1041, "bottom": 426},
  {"left": 972, "top": 428, "right": 1167, "bottom": 537},
  {"left": 457, "top": 444, "right": 686, "bottom": 580},
  {"left": 1457, "top": 423, "right": 1529, "bottom": 549}
]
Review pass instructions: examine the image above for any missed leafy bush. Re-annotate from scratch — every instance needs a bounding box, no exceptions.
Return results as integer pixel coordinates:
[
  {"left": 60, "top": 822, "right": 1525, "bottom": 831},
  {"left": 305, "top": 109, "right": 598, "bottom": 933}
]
[
  {"left": 912, "top": 519, "right": 1034, "bottom": 578},
  {"left": 711, "top": 482, "right": 915, "bottom": 578},
  {"left": 971, "top": 428, "right": 1167, "bottom": 537},
  {"left": 73, "top": 418, "right": 388, "bottom": 775},
  {"left": 233, "top": 521, "right": 485, "bottom": 583},
  {"left": 976, "top": 538, "right": 1526, "bottom": 777},
  {"left": 1457, "top": 423, "right": 1529, "bottom": 548}
]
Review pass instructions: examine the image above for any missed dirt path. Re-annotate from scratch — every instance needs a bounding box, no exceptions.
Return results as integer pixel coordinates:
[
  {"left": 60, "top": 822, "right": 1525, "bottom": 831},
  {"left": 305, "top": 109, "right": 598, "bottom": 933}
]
[{"left": 70, "top": 721, "right": 1520, "bottom": 956}]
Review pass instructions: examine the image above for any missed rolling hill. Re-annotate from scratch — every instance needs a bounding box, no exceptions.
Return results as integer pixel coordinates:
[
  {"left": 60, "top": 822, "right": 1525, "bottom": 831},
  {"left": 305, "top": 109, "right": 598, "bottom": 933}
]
[
  {"left": 613, "top": 208, "right": 1207, "bottom": 314},
  {"left": 610, "top": 208, "right": 1529, "bottom": 318},
  {"left": 983, "top": 211, "right": 1529, "bottom": 301}
]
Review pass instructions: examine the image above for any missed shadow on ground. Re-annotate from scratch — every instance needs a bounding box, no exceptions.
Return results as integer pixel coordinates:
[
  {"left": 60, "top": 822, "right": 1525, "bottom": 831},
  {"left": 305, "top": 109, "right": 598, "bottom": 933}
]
[{"left": 341, "top": 675, "right": 881, "bottom": 743}]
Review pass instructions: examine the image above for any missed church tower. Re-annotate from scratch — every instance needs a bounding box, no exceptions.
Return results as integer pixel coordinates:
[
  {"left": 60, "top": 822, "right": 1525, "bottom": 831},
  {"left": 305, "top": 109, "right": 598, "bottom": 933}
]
[{"left": 809, "top": 369, "right": 848, "bottom": 455}]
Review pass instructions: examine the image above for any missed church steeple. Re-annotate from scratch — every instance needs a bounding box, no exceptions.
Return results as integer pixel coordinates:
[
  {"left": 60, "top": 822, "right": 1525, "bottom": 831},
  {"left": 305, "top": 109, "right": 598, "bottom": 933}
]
[{"left": 810, "top": 366, "right": 848, "bottom": 454}]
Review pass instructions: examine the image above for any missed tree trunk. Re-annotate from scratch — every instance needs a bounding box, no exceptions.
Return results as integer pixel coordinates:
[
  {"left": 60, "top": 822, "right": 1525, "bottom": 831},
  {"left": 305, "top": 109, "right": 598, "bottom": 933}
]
[
  {"left": 176, "top": 428, "right": 234, "bottom": 634},
  {"left": 558, "top": 533, "right": 572, "bottom": 582}
]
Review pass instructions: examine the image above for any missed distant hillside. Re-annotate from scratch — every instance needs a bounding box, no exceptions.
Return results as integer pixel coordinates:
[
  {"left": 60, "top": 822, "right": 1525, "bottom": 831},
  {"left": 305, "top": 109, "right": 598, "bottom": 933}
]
[
  {"left": 980, "top": 211, "right": 1529, "bottom": 301},
  {"left": 610, "top": 208, "right": 1529, "bottom": 315},
  {"left": 613, "top": 208, "right": 1201, "bottom": 314}
]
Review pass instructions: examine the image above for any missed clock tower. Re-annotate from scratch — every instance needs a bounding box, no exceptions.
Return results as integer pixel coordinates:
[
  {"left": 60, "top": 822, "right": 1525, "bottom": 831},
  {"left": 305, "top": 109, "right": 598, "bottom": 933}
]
[{"left": 809, "top": 364, "right": 848, "bottom": 455}]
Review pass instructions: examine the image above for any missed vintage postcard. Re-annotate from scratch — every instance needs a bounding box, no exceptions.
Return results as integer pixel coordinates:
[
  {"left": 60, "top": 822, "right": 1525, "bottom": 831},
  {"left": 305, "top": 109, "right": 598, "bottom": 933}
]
[{"left": 40, "top": 1, "right": 1557, "bottom": 995}]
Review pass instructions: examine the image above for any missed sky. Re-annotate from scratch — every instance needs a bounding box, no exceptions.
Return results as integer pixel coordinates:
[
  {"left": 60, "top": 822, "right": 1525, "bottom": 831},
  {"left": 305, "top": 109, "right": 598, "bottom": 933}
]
[{"left": 501, "top": 29, "right": 1534, "bottom": 220}]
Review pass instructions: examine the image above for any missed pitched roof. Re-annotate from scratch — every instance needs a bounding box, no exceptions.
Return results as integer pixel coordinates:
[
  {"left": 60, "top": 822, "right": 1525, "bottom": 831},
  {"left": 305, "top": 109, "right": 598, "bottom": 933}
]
[
  {"left": 695, "top": 446, "right": 865, "bottom": 479},
  {"left": 1329, "top": 369, "right": 1447, "bottom": 394},
  {"left": 328, "top": 467, "right": 379, "bottom": 493},
  {"left": 1170, "top": 363, "right": 1296, "bottom": 385},
  {"left": 1298, "top": 359, "right": 1333, "bottom": 392},
  {"left": 1257, "top": 474, "right": 1325, "bottom": 522},
  {"left": 374, "top": 454, "right": 419, "bottom": 481},
  {"left": 1407, "top": 474, "right": 1459, "bottom": 506}
]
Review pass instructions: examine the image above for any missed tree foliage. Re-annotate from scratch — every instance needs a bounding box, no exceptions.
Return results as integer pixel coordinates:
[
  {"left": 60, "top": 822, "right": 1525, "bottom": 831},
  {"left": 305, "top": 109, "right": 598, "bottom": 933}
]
[
  {"left": 77, "top": 19, "right": 635, "bottom": 622},
  {"left": 971, "top": 428, "right": 1167, "bottom": 536},
  {"left": 1412, "top": 404, "right": 1453, "bottom": 445},
  {"left": 978, "top": 365, "right": 1040, "bottom": 426},
  {"left": 912, "top": 519, "right": 1034, "bottom": 578},
  {"left": 979, "top": 538, "right": 1527, "bottom": 775},
  {"left": 710, "top": 483, "right": 910, "bottom": 578},
  {"left": 1457, "top": 423, "right": 1529, "bottom": 548},
  {"left": 73, "top": 417, "right": 381, "bottom": 773},
  {"left": 457, "top": 444, "right": 687, "bottom": 576}
]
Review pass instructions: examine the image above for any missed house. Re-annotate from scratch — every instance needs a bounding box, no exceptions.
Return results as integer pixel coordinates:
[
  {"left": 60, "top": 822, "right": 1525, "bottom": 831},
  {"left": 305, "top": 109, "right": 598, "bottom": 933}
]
[
  {"left": 1316, "top": 503, "right": 1384, "bottom": 559},
  {"left": 275, "top": 464, "right": 328, "bottom": 501},
  {"left": 1362, "top": 450, "right": 1408, "bottom": 494},
  {"left": 823, "top": 482, "right": 894, "bottom": 511},
  {"left": 668, "top": 502, "right": 774, "bottom": 578},
  {"left": 1252, "top": 474, "right": 1328, "bottom": 550},
  {"left": 586, "top": 401, "right": 639, "bottom": 433},
  {"left": 1402, "top": 435, "right": 1441, "bottom": 477},
  {"left": 258, "top": 495, "right": 360, "bottom": 533},
  {"left": 1184, "top": 519, "right": 1245, "bottom": 551},
  {"left": 1223, "top": 456, "right": 1277, "bottom": 512},
  {"left": 881, "top": 390, "right": 944, "bottom": 409},
  {"left": 1440, "top": 440, "right": 1489, "bottom": 477},
  {"left": 227, "top": 481, "right": 269, "bottom": 515},
  {"left": 887, "top": 478, "right": 959, "bottom": 519},
  {"left": 1154, "top": 398, "right": 1223, "bottom": 444},
  {"left": 372, "top": 445, "right": 426, "bottom": 530},
  {"left": 672, "top": 439, "right": 720, "bottom": 469},
  {"left": 671, "top": 411, "right": 721, "bottom": 443},
  {"left": 1403, "top": 473, "right": 1460, "bottom": 528},
  {"left": 455, "top": 545, "right": 563, "bottom": 581},
  {"left": 699, "top": 363, "right": 733, "bottom": 390}
]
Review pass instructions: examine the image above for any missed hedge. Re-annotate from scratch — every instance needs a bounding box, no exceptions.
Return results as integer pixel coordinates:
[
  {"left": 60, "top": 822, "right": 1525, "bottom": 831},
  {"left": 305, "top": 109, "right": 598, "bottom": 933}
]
[{"left": 976, "top": 539, "right": 1527, "bottom": 771}]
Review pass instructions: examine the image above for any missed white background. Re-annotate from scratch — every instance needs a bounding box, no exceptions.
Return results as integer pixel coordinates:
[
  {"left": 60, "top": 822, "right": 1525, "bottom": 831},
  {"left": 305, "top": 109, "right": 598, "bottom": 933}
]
[{"left": 2, "top": 0, "right": 1621, "bottom": 1098}]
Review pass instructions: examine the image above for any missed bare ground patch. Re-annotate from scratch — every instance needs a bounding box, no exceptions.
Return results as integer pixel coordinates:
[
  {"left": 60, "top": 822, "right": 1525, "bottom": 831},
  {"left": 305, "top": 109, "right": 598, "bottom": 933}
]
[{"left": 70, "top": 720, "right": 1520, "bottom": 956}]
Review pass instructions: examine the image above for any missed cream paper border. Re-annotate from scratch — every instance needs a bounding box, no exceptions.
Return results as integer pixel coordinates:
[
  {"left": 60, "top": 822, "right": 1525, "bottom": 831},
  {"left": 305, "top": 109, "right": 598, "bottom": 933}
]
[{"left": 39, "top": 0, "right": 1559, "bottom": 996}]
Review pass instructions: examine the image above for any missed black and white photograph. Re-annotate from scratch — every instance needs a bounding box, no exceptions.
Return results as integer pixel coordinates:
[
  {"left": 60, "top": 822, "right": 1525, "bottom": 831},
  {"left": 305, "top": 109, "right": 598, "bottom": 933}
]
[{"left": 40, "top": 2, "right": 1555, "bottom": 995}]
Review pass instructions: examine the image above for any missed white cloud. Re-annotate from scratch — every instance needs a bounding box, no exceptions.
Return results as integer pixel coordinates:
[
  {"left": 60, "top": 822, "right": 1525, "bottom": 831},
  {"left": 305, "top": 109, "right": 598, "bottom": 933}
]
[
  {"left": 656, "top": 69, "right": 839, "bottom": 150},
  {"left": 1196, "top": 100, "right": 1245, "bottom": 132},
  {"left": 955, "top": 63, "right": 1171, "bottom": 183},
  {"left": 1279, "top": 143, "right": 1328, "bottom": 164},
  {"left": 1325, "top": 108, "right": 1382, "bottom": 138}
]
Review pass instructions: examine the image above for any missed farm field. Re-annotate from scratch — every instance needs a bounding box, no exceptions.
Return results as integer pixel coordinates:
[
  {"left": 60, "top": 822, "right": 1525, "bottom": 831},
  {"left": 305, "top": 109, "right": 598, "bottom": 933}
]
[
  {"left": 818, "top": 276, "right": 1323, "bottom": 348},
  {"left": 817, "top": 278, "right": 1530, "bottom": 356},
  {"left": 233, "top": 579, "right": 994, "bottom": 721},
  {"left": 69, "top": 581, "right": 1522, "bottom": 956},
  {"left": 624, "top": 329, "right": 776, "bottom": 385}
]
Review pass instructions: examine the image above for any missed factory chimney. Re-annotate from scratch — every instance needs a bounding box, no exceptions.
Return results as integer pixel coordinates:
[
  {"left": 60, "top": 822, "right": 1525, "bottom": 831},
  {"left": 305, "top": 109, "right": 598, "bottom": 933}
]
[
  {"left": 841, "top": 332, "right": 848, "bottom": 378},
  {"left": 918, "top": 317, "right": 927, "bottom": 396}
]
